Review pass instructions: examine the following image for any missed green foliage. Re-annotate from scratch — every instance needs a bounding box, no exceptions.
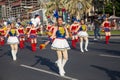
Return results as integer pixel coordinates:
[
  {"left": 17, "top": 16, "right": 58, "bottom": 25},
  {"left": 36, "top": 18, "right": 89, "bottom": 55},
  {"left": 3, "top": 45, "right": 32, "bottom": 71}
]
[
  {"left": 104, "top": 0, "right": 120, "bottom": 16},
  {"left": 105, "top": 3, "right": 113, "bottom": 15}
]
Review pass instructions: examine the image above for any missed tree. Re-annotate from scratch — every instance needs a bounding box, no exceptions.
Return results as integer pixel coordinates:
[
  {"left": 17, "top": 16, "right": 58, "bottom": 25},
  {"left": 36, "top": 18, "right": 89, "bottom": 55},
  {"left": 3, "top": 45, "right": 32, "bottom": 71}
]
[
  {"left": 45, "top": 0, "right": 92, "bottom": 18},
  {"left": 104, "top": 0, "right": 120, "bottom": 16},
  {"left": 62, "top": 0, "right": 92, "bottom": 19},
  {"left": 92, "top": 0, "right": 120, "bottom": 16},
  {"left": 45, "top": 0, "right": 64, "bottom": 16}
]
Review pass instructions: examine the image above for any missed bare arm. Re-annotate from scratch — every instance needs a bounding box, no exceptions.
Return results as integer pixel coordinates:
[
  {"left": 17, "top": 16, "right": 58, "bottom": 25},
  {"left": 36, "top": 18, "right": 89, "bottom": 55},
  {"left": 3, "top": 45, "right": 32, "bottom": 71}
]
[
  {"left": 28, "top": 28, "right": 32, "bottom": 35},
  {"left": 65, "top": 27, "right": 69, "bottom": 39},
  {"left": 101, "top": 21, "right": 105, "bottom": 27},
  {"left": 69, "top": 24, "right": 73, "bottom": 32},
  {"left": 50, "top": 27, "right": 57, "bottom": 39},
  {"left": 85, "top": 25, "right": 88, "bottom": 31},
  {"left": 16, "top": 29, "right": 19, "bottom": 36},
  {"left": 75, "top": 25, "right": 80, "bottom": 32},
  {"left": 4, "top": 29, "right": 10, "bottom": 37}
]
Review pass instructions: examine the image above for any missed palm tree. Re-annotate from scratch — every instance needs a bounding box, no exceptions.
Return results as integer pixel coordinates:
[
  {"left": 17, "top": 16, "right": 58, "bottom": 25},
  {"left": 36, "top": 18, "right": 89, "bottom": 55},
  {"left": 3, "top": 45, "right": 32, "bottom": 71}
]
[
  {"left": 45, "top": 0, "right": 92, "bottom": 19},
  {"left": 38, "top": 0, "right": 49, "bottom": 9},
  {"left": 45, "top": 0, "right": 64, "bottom": 16},
  {"left": 64, "top": 0, "right": 92, "bottom": 19}
]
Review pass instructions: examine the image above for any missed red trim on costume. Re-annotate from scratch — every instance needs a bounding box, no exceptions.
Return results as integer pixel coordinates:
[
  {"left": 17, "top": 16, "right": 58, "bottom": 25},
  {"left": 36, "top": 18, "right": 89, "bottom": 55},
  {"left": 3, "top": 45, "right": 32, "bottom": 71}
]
[
  {"left": 19, "top": 40, "right": 24, "bottom": 49},
  {"left": 51, "top": 27, "right": 54, "bottom": 33},
  {"left": 0, "top": 29, "right": 5, "bottom": 36},
  {"left": 72, "top": 40, "right": 76, "bottom": 48},
  {"left": 31, "top": 43, "right": 36, "bottom": 52},
  {"left": 26, "top": 27, "right": 31, "bottom": 33},
  {"left": 0, "top": 29, "right": 5, "bottom": 46},
  {"left": 47, "top": 25, "right": 52, "bottom": 31},
  {"left": 70, "top": 24, "right": 79, "bottom": 34},
  {"left": 104, "top": 22, "right": 110, "bottom": 28},
  {"left": 105, "top": 36, "right": 109, "bottom": 44},
  {"left": 18, "top": 28, "right": 24, "bottom": 34},
  {"left": 30, "top": 29, "right": 37, "bottom": 34}
]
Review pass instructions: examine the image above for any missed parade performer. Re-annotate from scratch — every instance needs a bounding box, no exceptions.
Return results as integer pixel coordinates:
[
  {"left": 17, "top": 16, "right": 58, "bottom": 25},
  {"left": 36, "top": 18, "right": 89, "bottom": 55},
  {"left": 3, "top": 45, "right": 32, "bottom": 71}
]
[
  {"left": 40, "top": 23, "right": 55, "bottom": 49},
  {"left": 0, "top": 26, "right": 5, "bottom": 46},
  {"left": 46, "top": 22, "right": 52, "bottom": 36},
  {"left": 70, "top": 20, "right": 79, "bottom": 48},
  {"left": 46, "top": 22, "right": 56, "bottom": 37},
  {"left": 17, "top": 23, "right": 25, "bottom": 49},
  {"left": 28, "top": 22, "right": 37, "bottom": 52},
  {"left": 5, "top": 22, "right": 19, "bottom": 61},
  {"left": 25, "top": 22, "right": 31, "bottom": 42},
  {"left": 102, "top": 18, "right": 111, "bottom": 44},
  {"left": 33, "top": 14, "right": 41, "bottom": 27},
  {"left": 3, "top": 21, "right": 8, "bottom": 33},
  {"left": 50, "top": 17, "right": 70, "bottom": 76},
  {"left": 77, "top": 20, "right": 89, "bottom": 52}
]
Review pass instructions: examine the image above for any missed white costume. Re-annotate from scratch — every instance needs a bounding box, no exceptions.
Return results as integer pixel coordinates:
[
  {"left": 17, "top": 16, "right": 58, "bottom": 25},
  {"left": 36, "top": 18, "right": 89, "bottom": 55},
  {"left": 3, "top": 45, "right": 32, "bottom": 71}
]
[
  {"left": 7, "top": 29, "right": 19, "bottom": 44},
  {"left": 77, "top": 24, "right": 89, "bottom": 52}
]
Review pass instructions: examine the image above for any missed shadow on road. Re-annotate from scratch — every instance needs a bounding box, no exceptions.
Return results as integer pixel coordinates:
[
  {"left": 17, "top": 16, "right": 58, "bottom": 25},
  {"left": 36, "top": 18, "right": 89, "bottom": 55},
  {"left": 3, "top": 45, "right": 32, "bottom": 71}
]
[
  {"left": 92, "top": 48, "right": 120, "bottom": 56},
  {"left": 31, "top": 55, "right": 58, "bottom": 73},
  {"left": 89, "top": 38, "right": 120, "bottom": 44},
  {"left": 110, "top": 41, "right": 120, "bottom": 44},
  {"left": 26, "top": 45, "right": 32, "bottom": 51},
  {"left": 91, "top": 65, "right": 120, "bottom": 80},
  {"left": 0, "top": 50, "right": 11, "bottom": 58}
]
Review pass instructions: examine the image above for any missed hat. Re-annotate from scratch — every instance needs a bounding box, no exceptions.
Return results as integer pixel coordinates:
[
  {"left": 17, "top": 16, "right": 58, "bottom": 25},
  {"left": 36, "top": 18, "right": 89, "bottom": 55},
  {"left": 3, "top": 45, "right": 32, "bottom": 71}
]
[
  {"left": 7, "top": 21, "right": 11, "bottom": 25},
  {"left": 35, "top": 14, "right": 39, "bottom": 18},
  {"left": 18, "top": 22, "right": 21, "bottom": 26},
  {"left": 77, "top": 20, "right": 80, "bottom": 22},
  {"left": 29, "top": 21, "right": 33, "bottom": 25},
  {"left": 74, "top": 19, "right": 78, "bottom": 22},
  {"left": 3, "top": 22, "right": 7, "bottom": 26}
]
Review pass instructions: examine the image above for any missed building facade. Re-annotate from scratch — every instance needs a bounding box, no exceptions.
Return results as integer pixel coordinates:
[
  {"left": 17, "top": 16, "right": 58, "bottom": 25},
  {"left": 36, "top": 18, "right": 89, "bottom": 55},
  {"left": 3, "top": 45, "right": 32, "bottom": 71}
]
[{"left": 0, "top": 0, "right": 41, "bottom": 20}]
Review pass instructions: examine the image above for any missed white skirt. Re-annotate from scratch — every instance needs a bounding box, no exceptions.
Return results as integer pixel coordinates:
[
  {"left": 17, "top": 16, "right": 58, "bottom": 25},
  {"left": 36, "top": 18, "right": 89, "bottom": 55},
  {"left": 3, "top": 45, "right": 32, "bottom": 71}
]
[
  {"left": 7, "top": 36, "right": 19, "bottom": 44},
  {"left": 77, "top": 31, "right": 88, "bottom": 37},
  {"left": 51, "top": 38, "right": 70, "bottom": 51}
]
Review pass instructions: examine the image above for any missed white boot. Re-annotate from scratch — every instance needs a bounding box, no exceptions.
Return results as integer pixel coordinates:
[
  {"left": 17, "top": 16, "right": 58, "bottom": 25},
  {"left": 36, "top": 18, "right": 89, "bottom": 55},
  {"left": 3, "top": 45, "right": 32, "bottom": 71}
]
[
  {"left": 11, "top": 50, "right": 16, "bottom": 61},
  {"left": 61, "top": 59, "right": 68, "bottom": 74},
  {"left": 85, "top": 40, "right": 88, "bottom": 51},
  {"left": 14, "top": 50, "right": 17, "bottom": 60},
  {"left": 56, "top": 59, "right": 64, "bottom": 76},
  {"left": 80, "top": 41, "right": 84, "bottom": 52}
]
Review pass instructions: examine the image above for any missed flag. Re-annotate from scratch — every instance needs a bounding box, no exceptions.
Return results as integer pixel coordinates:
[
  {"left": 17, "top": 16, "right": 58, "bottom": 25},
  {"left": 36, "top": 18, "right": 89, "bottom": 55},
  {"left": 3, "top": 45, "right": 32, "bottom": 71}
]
[{"left": 53, "top": 10, "right": 59, "bottom": 18}]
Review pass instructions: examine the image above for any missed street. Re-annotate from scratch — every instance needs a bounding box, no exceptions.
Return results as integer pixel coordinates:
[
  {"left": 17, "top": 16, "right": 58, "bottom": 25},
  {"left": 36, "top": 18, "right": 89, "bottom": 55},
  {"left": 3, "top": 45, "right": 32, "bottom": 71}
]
[{"left": 0, "top": 36, "right": 120, "bottom": 80}]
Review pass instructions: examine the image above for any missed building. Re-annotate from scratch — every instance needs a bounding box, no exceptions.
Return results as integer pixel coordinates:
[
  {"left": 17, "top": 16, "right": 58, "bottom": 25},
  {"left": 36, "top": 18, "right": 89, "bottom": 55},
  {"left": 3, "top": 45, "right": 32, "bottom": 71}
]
[{"left": 0, "top": 0, "right": 41, "bottom": 20}]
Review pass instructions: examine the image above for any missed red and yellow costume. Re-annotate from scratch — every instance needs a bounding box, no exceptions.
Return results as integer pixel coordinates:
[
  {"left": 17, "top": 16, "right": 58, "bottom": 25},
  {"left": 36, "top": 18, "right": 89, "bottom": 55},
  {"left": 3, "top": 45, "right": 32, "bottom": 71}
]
[
  {"left": 0, "top": 28, "right": 5, "bottom": 46},
  {"left": 46, "top": 25, "right": 53, "bottom": 37},
  {"left": 30, "top": 29, "right": 37, "bottom": 39},
  {"left": 103, "top": 22, "right": 111, "bottom": 32},
  {"left": 29, "top": 29, "right": 37, "bottom": 52},
  {"left": 40, "top": 25, "right": 55, "bottom": 50},
  {"left": 18, "top": 28, "right": 25, "bottom": 37},
  {"left": 103, "top": 21, "right": 111, "bottom": 44},
  {"left": 46, "top": 25, "right": 52, "bottom": 30},
  {"left": 70, "top": 24, "right": 79, "bottom": 48},
  {"left": 18, "top": 28, "right": 25, "bottom": 49},
  {"left": 71, "top": 25, "right": 78, "bottom": 35}
]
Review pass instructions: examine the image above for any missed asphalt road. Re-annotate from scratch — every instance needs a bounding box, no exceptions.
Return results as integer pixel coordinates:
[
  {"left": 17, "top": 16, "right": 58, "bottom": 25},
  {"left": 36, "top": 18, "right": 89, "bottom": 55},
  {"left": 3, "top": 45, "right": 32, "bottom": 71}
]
[{"left": 0, "top": 37, "right": 120, "bottom": 80}]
